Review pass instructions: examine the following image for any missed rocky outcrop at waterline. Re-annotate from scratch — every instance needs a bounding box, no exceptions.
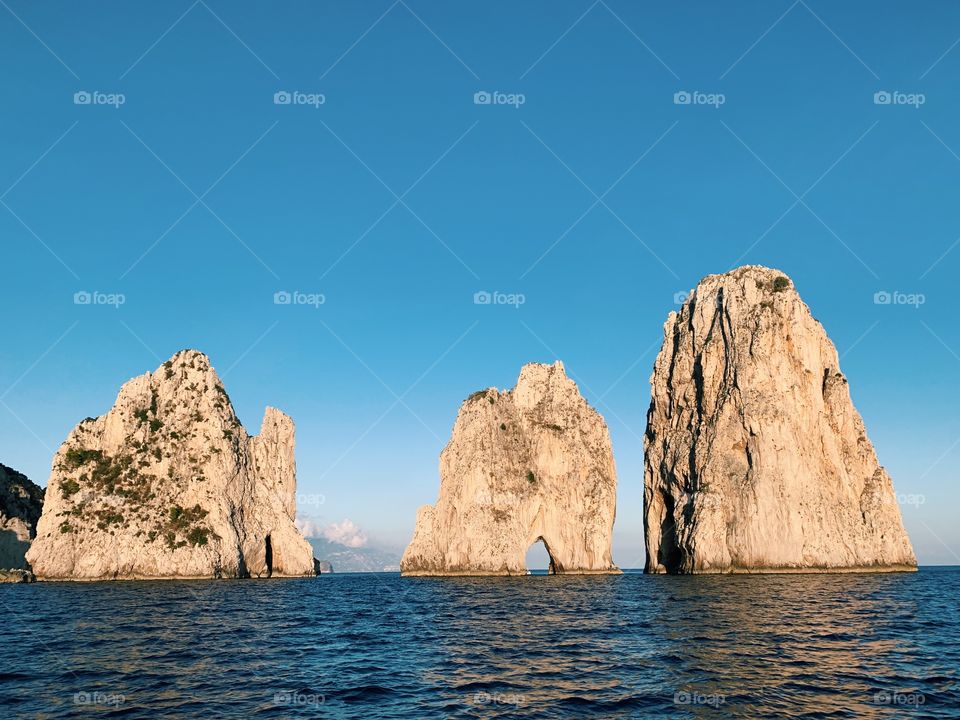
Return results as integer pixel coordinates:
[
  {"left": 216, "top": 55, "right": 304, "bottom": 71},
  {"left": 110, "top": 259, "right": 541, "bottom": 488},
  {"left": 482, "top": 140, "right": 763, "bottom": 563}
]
[
  {"left": 0, "top": 464, "right": 44, "bottom": 570},
  {"left": 644, "top": 266, "right": 917, "bottom": 574},
  {"left": 26, "top": 350, "right": 316, "bottom": 580},
  {"left": 0, "top": 569, "right": 35, "bottom": 583},
  {"left": 401, "top": 361, "right": 619, "bottom": 576}
]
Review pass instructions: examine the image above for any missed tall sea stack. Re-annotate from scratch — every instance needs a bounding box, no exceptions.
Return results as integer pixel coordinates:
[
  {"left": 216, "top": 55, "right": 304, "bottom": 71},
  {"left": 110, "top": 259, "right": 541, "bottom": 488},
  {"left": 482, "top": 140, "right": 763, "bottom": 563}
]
[
  {"left": 402, "top": 362, "right": 619, "bottom": 576},
  {"left": 26, "top": 350, "right": 316, "bottom": 580},
  {"left": 644, "top": 266, "right": 916, "bottom": 573}
]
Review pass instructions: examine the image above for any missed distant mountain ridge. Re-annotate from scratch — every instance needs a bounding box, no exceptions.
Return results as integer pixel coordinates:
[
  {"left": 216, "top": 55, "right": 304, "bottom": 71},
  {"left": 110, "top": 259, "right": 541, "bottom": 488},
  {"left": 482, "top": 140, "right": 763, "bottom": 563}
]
[{"left": 308, "top": 537, "right": 401, "bottom": 573}]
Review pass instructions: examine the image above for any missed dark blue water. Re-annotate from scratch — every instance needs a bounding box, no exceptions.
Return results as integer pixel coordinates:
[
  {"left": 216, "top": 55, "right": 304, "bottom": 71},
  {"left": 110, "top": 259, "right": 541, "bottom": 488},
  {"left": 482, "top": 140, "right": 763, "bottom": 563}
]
[{"left": 2, "top": 568, "right": 959, "bottom": 718}]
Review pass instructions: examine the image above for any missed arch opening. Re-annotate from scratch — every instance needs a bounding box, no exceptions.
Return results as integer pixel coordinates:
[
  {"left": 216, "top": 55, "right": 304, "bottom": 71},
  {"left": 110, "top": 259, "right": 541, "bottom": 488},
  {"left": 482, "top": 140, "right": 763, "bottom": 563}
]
[
  {"left": 264, "top": 534, "right": 273, "bottom": 578},
  {"left": 524, "top": 537, "right": 561, "bottom": 575}
]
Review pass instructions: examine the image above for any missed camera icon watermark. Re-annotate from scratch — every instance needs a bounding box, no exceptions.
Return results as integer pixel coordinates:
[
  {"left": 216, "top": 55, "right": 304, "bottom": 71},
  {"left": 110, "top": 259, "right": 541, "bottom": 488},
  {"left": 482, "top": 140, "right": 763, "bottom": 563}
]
[
  {"left": 296, "top": 492, "right": 326, "bottom": 507},
  {"left": 873, "top": 290, "right": 925, "bottom": 308},
  {"left": 473, "top": 290, "right": 525, "bottom": 308},
  {"left": 694, "top": 491, "right": 722, "bottom": 510},
  {"left": 273, "top": 691, "right": 325, "bottom": 708},
  {"left": 273, "top": 290, "right": 325, "bottom": 308},
  {"left": 273, "top": 90, "right": 326, "bottom": 108},
  {"left": 873, "top": 90, "right": 925, "bottom": 108},
  {"left": 74, "top": 90, "right": 125, "bottom": 108},
  {"left": 673, "top": 290, "right": 691, "bottom": 305},
  {"left": 473, "top": 90, "right": 526, "bottom": 108},
  {"left": 896, "top": 493, "right": 926, "bottom": 507},
  {"left": 473, "top": 691, "right": 524, "bottom": 706},
  {"left": 874, "top": 691, "right": 925, "bottom": 706},
  {"left": 674, "top": 690, "right": 725, "bottom": 707},
  {"left": 674, "top": 90, "right": 725, "bottom": 108},
  {"left": 74, "top": 691, "right": 125, "bottom": 707},
  {"left": 74, "top": 290, "right": 125, "bottom": 308},
  {"left": 474, "top": 489, "right": 522, "bottom": 507}
]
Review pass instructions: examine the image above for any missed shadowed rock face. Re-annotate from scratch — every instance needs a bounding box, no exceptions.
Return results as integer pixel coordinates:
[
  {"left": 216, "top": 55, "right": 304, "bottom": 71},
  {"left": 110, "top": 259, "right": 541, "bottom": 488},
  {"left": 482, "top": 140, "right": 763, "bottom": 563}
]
[
  {"left": 644, "top": 266, "right": 917, "bottom": 574},
  {"left": 0, "top": 464, "right": 44, "bottom": 570},
  {"left": 401, "top": 362, "right": 619, "bottom": 576},
  {"left": 26, "top": 350, "right": 315, "bottom": 580}
]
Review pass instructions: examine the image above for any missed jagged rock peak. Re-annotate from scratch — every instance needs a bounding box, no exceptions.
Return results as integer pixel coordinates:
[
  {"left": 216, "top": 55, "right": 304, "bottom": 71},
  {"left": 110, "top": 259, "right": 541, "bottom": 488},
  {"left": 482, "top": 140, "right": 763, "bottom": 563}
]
[
  {"left": 401, "top": 361, "right": 619, "bottom": 576},
  {"left": 0, "top": 464, "right": 44, "bottom": 571},
  {"left": 26, "top": 350, "right": 316, "bottom": 580},
  {"left": 644, "top": 265, "right": 917, "bottom": 574}
]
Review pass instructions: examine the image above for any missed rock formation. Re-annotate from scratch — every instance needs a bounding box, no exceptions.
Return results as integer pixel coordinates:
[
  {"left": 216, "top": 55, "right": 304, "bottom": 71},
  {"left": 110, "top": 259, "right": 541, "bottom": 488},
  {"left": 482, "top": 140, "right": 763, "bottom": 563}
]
[
  {"left": 644, "top": 266, "right": 917, "bottom": 573},
  {"left": 26, "top": 350, "right": 316, "bottom": 580},
  {"left": 0, "top": 569, "right": 35, "bottom": 583},
  {"left": 401, "top": 361, "right": 619, "bottom": 576},
  {"left": 0, "top": 463, "right": 44, "bottom": 570}
]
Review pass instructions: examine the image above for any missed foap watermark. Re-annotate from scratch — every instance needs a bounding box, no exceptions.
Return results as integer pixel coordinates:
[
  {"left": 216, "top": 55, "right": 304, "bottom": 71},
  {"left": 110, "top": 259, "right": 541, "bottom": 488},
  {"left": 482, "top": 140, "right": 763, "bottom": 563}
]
[
  {"left": 474, "top": 489, "right": 522, "bottom": 507},
  {"left": 694, "top": 490, "right": 722, "bottom": 511},
  {"left": 74, "top": 691, "right": 125, "bottom": 707},
  {"left": 274, "top": 90, "right": 326, "bottom": 108},
  {"left": 474, "top": 290, "right": 525, "bottom": 308},
  {"left": 874, "top": 290, "right": 925, "bottom": 308},
  {"left": 896, "top": 493, "right": 926, "bottom": 507},
  {"left": 674, "top": 690, "right": 725, "bottom": 708},
  {"left": 874, "top": 90, "right": 925, "bottom": 108},
  {"left": 74, "top": 290, "right": 125, "bottom": 308},
  {"left": 289, "top": 492, "right": 326, "bottom": 508},
  {"left": 274, "top": 290, "right": 325, "bottom": 308},
  {"left": 474, "top": 90, "right": 525, "bottom": 108},
  {"left": 474, "top": 691, "right": 524, "bottom": 706},
  {"left": 673, "top": 290, "right": 692, "bottom": 305},
  {"left": 674, "top": 90, "right": 725, "bottom": 108},
  {"left": 74, "top": 90, "right": 125, "bottom": 108},
  {"left": 874, "top": 691, "right": 925, "bottom": 706},
  {"left": 273, "top": 690, "right": 325, "bottom": 708}
]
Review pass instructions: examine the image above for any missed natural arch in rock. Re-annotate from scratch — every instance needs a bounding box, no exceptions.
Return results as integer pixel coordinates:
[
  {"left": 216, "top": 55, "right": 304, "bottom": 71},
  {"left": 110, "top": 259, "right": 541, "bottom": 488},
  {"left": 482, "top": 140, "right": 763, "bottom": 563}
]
[
  {"left": 401, "top": 362, "right": 619, "bottom": 576},
  {"left": 525, "top": 537, "right": 564, "bottom": 575}
]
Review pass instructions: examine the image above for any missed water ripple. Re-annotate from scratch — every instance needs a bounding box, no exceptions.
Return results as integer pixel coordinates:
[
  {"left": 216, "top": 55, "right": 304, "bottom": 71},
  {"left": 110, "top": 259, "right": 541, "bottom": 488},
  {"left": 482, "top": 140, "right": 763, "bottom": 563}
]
[{"left": 0, "top": 569, "right": 958, "bottom": 717}]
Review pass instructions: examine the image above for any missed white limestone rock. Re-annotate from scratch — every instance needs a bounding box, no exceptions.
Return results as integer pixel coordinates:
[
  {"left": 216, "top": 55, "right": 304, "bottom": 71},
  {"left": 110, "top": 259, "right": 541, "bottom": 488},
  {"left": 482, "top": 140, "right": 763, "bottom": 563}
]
[
  {"left": 26, "top": 350, "right": 316, "bottom": 580},
  {"left": 401, "top": 361, "right": 619, "bottom": 576},
  {"left": 644, "top": 266, "right": 917, "bottom": 573}
]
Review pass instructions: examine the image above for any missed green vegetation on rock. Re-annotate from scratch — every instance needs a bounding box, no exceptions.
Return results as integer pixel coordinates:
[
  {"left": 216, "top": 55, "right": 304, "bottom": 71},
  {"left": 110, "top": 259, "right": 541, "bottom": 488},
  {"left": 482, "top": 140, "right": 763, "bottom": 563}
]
[
  {"left": 163, "top": 504, "right": 211, "bottom": 550},
  {"left": 60, "top": 478, "right": 81, "bottom": 498}
]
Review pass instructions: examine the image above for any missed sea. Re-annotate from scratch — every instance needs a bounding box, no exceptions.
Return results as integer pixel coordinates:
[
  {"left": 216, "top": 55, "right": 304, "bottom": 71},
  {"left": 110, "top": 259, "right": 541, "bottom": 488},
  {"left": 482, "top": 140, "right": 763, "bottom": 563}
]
[{"left": 2, "top": 567, "right": 958, "bottom": 718}]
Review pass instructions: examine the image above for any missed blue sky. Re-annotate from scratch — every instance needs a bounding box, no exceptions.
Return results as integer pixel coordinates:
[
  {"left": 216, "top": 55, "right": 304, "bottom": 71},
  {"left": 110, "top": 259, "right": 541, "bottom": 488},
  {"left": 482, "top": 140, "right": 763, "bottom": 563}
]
[{"left": 2, "top": 1, "right": 959, "bottom": 566}]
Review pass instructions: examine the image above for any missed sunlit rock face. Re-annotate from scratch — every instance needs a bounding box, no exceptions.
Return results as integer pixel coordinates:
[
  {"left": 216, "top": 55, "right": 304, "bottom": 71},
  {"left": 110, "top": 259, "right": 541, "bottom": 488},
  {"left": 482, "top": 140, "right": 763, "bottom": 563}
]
[
  {"left": 644, "top": 266, "right": 917, "bottom": 574},
  {"left": 0, "top": 464, "right": 44, "bottom": 570},
  {"left": 26, "top": 350, "right": 315, "bottom": 580},
  {"left": 401, "top": 362, "right": 619, "bottom": 576}
]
